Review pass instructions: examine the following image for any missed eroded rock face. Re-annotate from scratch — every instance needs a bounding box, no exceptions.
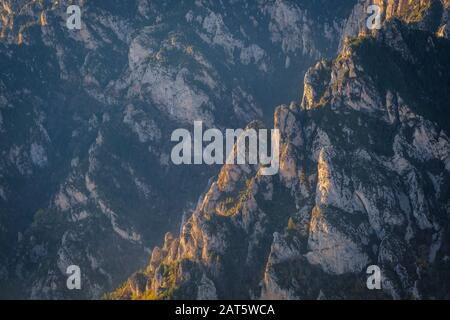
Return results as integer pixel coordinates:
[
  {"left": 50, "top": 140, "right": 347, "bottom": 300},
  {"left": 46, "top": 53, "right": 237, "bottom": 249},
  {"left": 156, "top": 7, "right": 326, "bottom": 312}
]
[
  {"left": 3, "top": 0, "right": 450, "bottom": 300},
  {"left": 341, "top": 0, "right": 450, "bottom": 45},
  {"left": 1, "top": 0, "right": 361, "bottom": 299},
  {"left": 112, "top": 12, "right": 450, "bottom": 300}
]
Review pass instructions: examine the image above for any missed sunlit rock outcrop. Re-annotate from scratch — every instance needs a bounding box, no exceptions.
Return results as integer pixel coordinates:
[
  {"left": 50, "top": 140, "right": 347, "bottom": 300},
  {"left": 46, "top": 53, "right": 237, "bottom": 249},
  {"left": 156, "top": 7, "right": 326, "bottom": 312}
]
[{"left": 111, "top": 5, "right": 450, "bottom": 300}]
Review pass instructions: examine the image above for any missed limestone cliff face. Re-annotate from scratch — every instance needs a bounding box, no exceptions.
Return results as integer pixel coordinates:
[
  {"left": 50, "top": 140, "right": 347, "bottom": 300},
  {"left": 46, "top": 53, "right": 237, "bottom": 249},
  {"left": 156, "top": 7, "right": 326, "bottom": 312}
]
[
  {"left": 341, "top": 0, "right": 450, "bottom": 45},
  {"left": 111, "top": 6, "right": 450, "bottom": 300},
  {"left": 265, "top": 19, "right": 450, "bottom": 299},
  {"left": 2, "top": 0, "right": 450, "bottom": 300},
  {"left": 1, "top": 0, "right": 360, "bottom": 299}
]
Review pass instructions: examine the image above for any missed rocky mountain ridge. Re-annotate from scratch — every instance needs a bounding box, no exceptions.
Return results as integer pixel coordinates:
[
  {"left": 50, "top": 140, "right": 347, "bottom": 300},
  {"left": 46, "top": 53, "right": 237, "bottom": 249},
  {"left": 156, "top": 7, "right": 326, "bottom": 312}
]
[
  {"left": 110, "top": 1, "right": 450, "bottom": 300},
  {"left": 1, "top": 0, "right": 359, "bottom": 299}
]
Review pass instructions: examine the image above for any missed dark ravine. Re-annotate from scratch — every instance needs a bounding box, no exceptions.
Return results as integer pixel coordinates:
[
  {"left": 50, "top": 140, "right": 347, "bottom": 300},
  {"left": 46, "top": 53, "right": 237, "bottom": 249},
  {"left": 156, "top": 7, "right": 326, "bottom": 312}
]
[{"left": 110, "top": 1, "right": 450, "bottom": 300}]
